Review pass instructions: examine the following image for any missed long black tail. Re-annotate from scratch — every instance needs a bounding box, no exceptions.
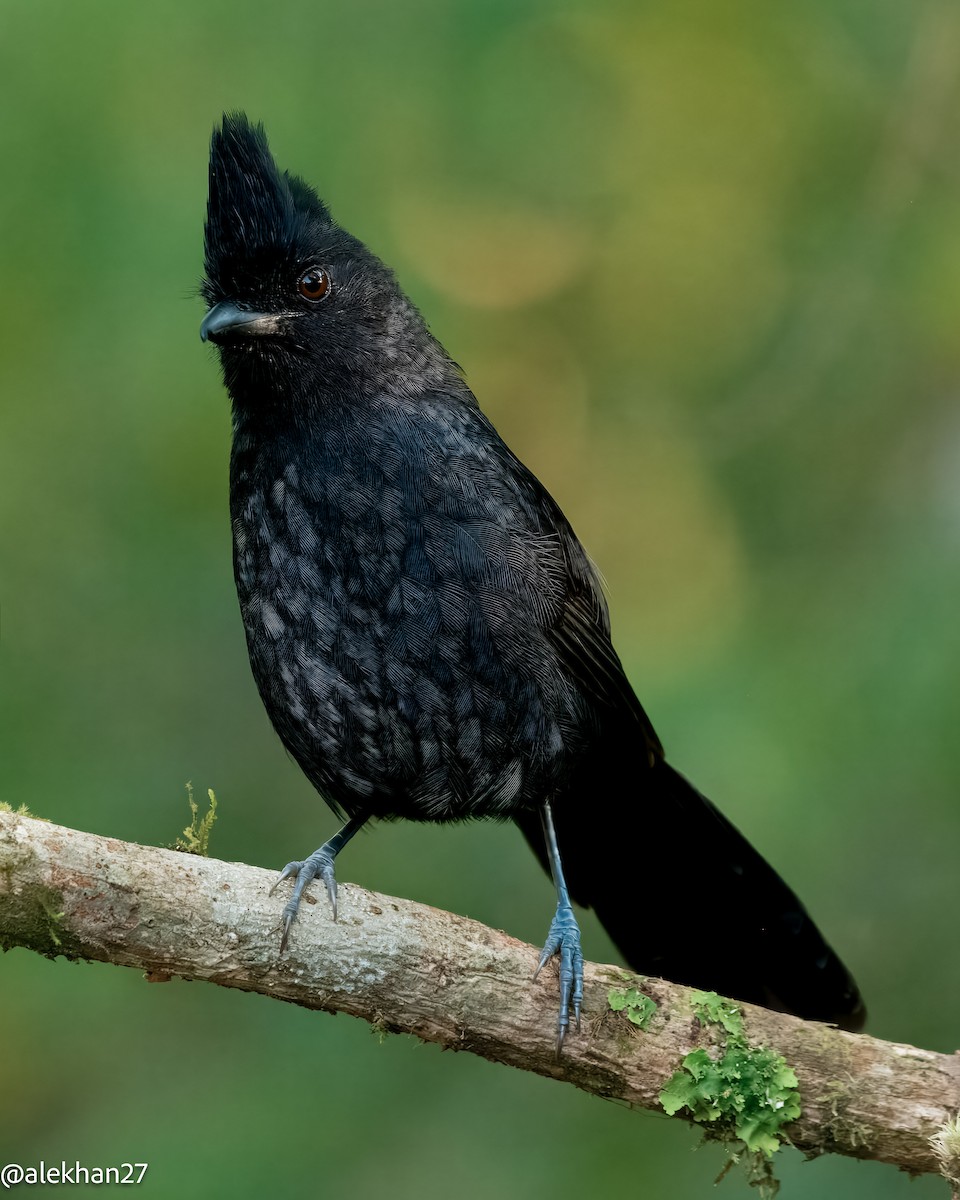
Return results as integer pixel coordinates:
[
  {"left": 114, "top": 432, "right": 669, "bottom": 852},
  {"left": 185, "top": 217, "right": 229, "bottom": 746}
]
[{"left": 518, "top": 757, "right": 865, "bottom": 1031}]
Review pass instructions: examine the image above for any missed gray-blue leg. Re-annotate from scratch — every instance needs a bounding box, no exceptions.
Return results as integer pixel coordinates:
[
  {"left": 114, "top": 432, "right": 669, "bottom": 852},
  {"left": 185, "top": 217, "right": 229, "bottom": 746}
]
[
  {"left": 533, "top": 800, "right": 584, "bottom": 1056},
  {"left": 270, "top": 815, "right": 366, "bottom": 951}
]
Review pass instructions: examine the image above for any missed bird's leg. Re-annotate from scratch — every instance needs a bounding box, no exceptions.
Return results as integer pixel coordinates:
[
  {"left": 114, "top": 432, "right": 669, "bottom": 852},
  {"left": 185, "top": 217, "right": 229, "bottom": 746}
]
[
  {"left": 270, "top": 814, "right": 367, "bottom": 951},
  {"left": 533, "top": 800, "right": 584, "bottom": 1056}
]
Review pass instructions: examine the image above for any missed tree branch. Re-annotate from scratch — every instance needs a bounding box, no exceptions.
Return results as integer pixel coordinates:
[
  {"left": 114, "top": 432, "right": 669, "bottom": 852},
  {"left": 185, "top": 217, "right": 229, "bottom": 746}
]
[{"left": 1, "top": 810, "right": 957, "bottom": 1180}]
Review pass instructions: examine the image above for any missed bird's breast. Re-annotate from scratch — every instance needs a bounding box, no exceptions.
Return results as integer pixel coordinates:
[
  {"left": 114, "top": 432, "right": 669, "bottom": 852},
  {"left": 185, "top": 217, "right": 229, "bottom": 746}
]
[{"left": 229, "top": 432, "right": 584, "bottom": 822}]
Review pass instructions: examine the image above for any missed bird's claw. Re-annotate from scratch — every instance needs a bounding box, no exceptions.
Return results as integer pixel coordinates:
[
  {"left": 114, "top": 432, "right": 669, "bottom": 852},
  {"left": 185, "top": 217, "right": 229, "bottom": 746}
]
[
  {"left": 534, "top": 901, "right": 584, "bottom": 1057},
  {"left": 268, "top": 861, "right": 301, "bottom": 896},
  {"left": 269, "top": 848, "right": 339, "bottom": 953}
]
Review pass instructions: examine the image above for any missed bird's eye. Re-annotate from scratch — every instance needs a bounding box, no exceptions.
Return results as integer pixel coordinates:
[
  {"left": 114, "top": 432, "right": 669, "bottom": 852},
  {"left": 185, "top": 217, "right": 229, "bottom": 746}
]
[{"left": 297, "top": 267, "right": 331, "bottom": 301}]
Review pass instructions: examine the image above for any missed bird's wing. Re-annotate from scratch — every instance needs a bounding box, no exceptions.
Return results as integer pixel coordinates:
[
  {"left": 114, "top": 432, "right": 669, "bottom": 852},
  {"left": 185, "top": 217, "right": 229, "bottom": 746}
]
[{"left": 511, "top": 468, "right": 664, "bottom": 764}]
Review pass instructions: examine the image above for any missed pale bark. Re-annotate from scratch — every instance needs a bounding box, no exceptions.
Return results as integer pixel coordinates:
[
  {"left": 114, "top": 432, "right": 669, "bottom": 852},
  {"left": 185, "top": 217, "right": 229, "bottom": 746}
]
[{"left": 1, "top": 810, "right": 957, "bottom": 1180}]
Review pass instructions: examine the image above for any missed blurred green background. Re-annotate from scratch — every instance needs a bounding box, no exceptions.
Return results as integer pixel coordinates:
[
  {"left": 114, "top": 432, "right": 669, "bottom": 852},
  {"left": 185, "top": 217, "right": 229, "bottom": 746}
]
[{"left": 2, "top": 1, "right": 959, "bottom": 1196}]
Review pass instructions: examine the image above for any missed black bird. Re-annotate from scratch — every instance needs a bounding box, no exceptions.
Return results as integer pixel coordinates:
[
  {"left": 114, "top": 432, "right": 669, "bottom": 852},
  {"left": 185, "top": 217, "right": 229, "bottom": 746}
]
[{"left": 200, "top": 113, "right": 865, "bottom": 1047}]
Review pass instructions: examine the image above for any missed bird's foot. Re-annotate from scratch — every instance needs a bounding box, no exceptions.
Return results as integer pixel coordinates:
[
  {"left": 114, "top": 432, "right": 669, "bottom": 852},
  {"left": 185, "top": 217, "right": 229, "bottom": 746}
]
[
  {"left": 534, "top": 900, "right": 584, "bottom": 1057},
  {"left": 269, "top": 845, "right": 339, "bottom": 952}
]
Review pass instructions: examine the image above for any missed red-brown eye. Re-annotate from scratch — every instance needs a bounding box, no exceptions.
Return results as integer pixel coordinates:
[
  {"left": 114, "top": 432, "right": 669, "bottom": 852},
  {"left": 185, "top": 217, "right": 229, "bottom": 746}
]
[{"left": 297, "top": 267, "right": 330, "bottom": 301}]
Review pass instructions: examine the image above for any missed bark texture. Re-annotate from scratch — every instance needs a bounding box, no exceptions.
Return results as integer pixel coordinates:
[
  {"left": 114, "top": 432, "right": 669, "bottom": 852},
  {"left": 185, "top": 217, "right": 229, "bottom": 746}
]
[{"left": 1, "top": 809, "right": 957, "bottom": 1180}]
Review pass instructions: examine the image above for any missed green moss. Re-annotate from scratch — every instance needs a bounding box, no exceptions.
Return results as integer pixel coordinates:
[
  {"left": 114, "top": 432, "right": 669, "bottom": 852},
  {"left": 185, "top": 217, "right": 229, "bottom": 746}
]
[
  {"left": 174, "top": 783, "right": 218, "bottom": 856},
  {"left": 37, "top": 893, "right": 65, "bottom": 947},
  {"left": 607, "top": 986, "right": 657, "bottom": 1030},
  {"left": 0, "top": 802, "right": 46, "bottom": 819},
  {"left": 0, "top": 880, "right": 74, "bottom": 959},
  {"left": 0, "top": 820, "right": 61, "bottom": 956},
  {"left": 817, "top": 1078, "right": 875, "bottom": 1154},
  {"left": 600, "top": 967, "right": 636, "bottom": 984},
  {"left": 660, "top": 991, "right": 801, "bottom": 1195}
]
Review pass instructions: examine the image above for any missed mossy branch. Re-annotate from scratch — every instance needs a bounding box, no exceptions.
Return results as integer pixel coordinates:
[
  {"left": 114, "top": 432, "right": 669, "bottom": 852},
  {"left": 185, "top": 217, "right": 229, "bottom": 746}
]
[{"left": 1, "top": 810, "right": 958, "bottom": 1185}]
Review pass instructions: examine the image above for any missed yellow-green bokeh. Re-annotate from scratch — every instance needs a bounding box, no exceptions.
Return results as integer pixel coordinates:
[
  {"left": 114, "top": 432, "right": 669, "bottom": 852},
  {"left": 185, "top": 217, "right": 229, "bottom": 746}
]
[{"left": 2, "top": 2, "right": 959, "bottom": 1197}]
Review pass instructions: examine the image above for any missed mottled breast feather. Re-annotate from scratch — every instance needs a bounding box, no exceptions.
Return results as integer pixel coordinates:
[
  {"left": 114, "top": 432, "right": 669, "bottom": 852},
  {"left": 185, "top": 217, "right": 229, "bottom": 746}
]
[{"left": 229, "top": 389, "right": 633, "bottom": 822}]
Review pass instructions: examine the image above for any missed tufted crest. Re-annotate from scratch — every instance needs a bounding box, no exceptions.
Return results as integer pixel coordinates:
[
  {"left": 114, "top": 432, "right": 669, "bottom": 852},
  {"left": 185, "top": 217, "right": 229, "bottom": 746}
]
[{"left": 203, "top": 112, "right": 331, "bottom": 300}]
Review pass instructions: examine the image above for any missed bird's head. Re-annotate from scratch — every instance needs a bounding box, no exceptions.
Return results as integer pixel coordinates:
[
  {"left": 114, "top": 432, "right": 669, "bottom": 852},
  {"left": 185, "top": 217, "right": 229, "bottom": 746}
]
[{"left": 201, "top": 113, "right": 449, "bottom": 406}]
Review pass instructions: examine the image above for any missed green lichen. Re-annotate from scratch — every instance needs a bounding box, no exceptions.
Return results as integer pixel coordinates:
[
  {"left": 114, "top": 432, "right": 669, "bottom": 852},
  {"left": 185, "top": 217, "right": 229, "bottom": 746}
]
[
  {"left": 660, "top": 1042, "right": 800, "bottom": 1155},
  {"left": 607, "top": 986, "right": 657, "bottom": 1030},
  {"left": 660, "top": 990, "right": 801, "bottom": 1195},
  {"left": 690, "top": 988, "right": 744, "bottom": 1037},
  {"left": 174, "top": 783, "right": 218, "bottom": 856}
]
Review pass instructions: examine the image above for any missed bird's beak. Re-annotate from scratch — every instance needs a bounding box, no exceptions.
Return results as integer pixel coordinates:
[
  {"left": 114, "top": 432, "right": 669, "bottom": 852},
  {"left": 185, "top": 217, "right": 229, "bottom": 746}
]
[{"left": 200, "top": 302, "right": 283, "bottom": 343}]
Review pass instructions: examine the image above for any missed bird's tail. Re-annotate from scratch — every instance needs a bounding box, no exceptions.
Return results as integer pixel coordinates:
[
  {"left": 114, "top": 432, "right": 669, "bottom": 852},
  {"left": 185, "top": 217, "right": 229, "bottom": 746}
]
[{"left": 518, "top": 755, "right": 865, "bottom": 1031}]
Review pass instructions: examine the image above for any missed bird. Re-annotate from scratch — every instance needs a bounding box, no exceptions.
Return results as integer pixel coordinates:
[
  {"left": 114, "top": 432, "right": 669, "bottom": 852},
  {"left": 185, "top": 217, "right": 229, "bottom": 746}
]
[{"left": 199, "top": 112, "right": 865, "bottom": 1050}]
